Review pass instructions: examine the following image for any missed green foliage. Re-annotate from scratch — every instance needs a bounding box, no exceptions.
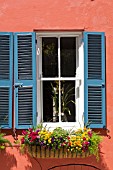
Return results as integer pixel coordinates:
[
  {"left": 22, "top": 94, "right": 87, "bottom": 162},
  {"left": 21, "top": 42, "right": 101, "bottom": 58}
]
[
  {"left": 42, "top": 43, "right": 56, "bottom": 56},
  {"left": 88, "top": 132, "right": 102, "bottom": 160},
  {"left": 49, "top": 127, "right": 69, "bottom": 150},
  {"left": 0, "top": 133, "right": 12, "bottom": 150},
  {"left": 52, "top": 127, "right": 69, "bottom": 138}
]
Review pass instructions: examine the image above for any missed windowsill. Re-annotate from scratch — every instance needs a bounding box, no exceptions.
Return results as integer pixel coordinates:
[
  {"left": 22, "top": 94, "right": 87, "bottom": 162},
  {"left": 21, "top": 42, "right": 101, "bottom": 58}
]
[{"left": 42, "top": 122, "right": 83, "bottom": 131}]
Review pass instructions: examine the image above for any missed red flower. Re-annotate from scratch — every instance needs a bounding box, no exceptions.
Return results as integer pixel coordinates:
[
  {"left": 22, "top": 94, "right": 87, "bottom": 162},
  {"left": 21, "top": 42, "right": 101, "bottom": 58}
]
[
  {"left": 88, "top": 131, "right": 92, "bottom": 138},
  {"left": 68, "top": 142, "right": 71, "bottom": 146},
  {"left": 30, "top": 135, "right": 37, "bottom": 142},
  {"left": 22, "top": 130, "right": 28, "bottom": 135},
  {"left": 28, "top": 128, "right": 33, "bottom": 132},
  {"left": 67, "top": 136, "right": 70, "bottom": 140},
  {"left": 21, "top": 137, "right": 25, "bottom": 144},
  {"left": 83, "top": 137, "right": 86, "bottom": 141}
]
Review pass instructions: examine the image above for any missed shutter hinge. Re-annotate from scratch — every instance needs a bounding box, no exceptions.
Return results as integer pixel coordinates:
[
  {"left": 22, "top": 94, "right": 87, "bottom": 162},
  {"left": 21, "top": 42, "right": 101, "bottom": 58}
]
[{"left": 35, "top": 39, "right": 37, "bottom": 44}]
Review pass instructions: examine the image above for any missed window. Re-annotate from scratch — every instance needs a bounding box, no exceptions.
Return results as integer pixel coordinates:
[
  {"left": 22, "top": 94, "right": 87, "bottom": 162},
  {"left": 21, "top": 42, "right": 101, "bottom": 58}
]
[
  {"left": 37, "top": 34, "right": 83, "bottom": 129},
  {"left": 0, "top": 31, "right": 106, "bottom": 129}
]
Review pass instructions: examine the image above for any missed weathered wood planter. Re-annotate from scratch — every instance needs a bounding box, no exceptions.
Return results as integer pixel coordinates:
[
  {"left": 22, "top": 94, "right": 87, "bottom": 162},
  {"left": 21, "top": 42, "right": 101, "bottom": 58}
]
[{"left": 27, "top": 145, "right": 90, "bottom": 158}]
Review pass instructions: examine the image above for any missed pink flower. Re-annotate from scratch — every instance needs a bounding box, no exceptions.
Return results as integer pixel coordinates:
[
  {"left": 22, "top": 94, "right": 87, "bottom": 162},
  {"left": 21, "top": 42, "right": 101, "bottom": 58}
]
[
  {"left": 22, "top": 130, "right": 28, "bottom": 135},
  {"left": 82, "top": 141, "right": 90, "bottom": 146},
  {"left": 32, "top": 131, "right": 38, "bottom": 135},
  {"left": 30, "top": 135, "right": 37, "bottom": 142},
  {"left": 28, "top": 128, "right": 33, "bottom": 132},
  {"left": 37, "top": 136, "right": 40, "bottom": 139},
  {"left": 88, "top": 130, "right": 92, "bottom": 138},
  {"left": 21, "top": 137, "right": 25, "bottom": 144}
]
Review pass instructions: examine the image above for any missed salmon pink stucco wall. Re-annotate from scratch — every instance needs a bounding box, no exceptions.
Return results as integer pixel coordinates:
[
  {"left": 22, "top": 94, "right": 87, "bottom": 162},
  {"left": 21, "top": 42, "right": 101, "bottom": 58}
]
[{"left": 0, "top": 0, "right": 113, "bottom": 170}]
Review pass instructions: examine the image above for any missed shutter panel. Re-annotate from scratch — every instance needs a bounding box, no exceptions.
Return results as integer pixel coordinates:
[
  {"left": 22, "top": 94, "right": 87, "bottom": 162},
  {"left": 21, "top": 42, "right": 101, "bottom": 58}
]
[
  {"left": 14, "top": 32, "right": 36, "bottom": 129},
  {"left": 84, "top": 32, "right": 106, "bottom": 128},
  {"left": 0, "top": 32, "right": 13, "bottom": 128}
]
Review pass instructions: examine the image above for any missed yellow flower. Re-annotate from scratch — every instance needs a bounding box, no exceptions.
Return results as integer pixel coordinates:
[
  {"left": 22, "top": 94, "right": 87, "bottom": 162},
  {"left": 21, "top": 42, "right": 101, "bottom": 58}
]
[
  {"left": 48, "top": 138, "right": 51, "bottom": 143},
  {"left": 70, "top": 135, "right": 76, "bottom": 140},
  {"left": 84, "top": 127, "right": 87, "bottom": 131}
]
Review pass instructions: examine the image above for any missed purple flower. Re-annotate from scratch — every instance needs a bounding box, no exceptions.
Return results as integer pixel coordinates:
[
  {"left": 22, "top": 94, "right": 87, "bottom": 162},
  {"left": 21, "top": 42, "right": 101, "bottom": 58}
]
[
  {"left": 51, "top": 137, "right": 55, "bottom": 142},
  {"left": 36, "top": 129, "right": 40, "bottom": 133},
  {"left": 40, "top": 141, "right": 44, "bottom": 146},
  {"left": 60, "top": 137, "right": 63, "bottom": 141}
]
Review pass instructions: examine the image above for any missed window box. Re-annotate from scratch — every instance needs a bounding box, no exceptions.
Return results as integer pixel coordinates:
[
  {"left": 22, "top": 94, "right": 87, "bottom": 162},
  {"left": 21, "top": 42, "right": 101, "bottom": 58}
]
[
  {"left": 27, "top": 145, "right": 89, "bottom": 158},
  {"left": 20, "top": 126, "right": 102, "bottom": 160}
]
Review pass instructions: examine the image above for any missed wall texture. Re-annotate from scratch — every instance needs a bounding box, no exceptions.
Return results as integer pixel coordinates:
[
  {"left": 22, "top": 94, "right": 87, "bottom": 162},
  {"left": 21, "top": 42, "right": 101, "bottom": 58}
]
[{"left": 0, "top": 0, "right": 113, "bottom": 169}]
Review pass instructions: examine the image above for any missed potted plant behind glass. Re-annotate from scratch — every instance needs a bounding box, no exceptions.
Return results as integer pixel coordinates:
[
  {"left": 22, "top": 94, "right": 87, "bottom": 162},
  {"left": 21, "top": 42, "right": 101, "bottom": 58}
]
[{"left": 51, "top": 81, "right": 76, "bottom": 122}]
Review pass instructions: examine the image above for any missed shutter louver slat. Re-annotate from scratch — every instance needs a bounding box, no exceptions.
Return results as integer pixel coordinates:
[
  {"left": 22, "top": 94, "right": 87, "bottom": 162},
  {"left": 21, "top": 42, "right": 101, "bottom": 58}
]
[
  {"left": 0, "top": 87, "right": 9, "bottom": 125},
  {"left": 84, "top": 32, "right": 106, "bottom": 128},
  {"left": 88, "top": 35, "right": 102, "bottom": 80},
  {"left": 0, "top": 35, "right": 10, "bottom": 80},
  {"left": 18, "top": 35, "right": 32, "bottom": 80},
  {"left": 18, "top": 87, "right": 33, "bottom": 125},
  {"left": 88, "top": 86, "right": 102, "bottom": 124}
]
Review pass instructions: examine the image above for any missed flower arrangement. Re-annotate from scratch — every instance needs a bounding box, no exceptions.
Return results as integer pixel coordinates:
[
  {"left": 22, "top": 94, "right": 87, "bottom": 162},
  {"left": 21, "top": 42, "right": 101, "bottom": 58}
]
[{"left": 20, "top": 125, "right": 102, "bottom": 159}]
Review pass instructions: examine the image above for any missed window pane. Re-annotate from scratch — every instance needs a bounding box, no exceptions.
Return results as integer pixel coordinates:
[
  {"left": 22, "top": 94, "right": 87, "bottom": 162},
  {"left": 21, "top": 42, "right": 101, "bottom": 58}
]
[
  {"left": 42, "top": 38, "right": 58, "bottom": 77},
  {"left": 43, "top": 81, "right": 59, "bottom": 122},
  {"left": 61, "top": 81, "right": 76, "bottom": 122},
  {"left": 60, "top": 37, "right": 76, "bottom": 77},
  {"left": 43, "top": 80, "right": 76, "bottom": 122}
]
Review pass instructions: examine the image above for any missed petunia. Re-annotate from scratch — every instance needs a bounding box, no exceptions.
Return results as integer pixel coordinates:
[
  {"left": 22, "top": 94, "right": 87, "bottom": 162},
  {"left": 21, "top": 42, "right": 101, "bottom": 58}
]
[{"left": 22, "top": 130, "right": 28, "bottom": 135}]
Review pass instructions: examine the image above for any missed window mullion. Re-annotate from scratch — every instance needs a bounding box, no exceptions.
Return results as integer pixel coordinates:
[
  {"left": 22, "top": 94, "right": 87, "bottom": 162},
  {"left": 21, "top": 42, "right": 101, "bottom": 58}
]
[
  {"left": 58, "top": 37, "right": 61, "bottom": 122},
  {"left": 59, "top": 80, "right": 61, "bottom": 122},
  {"left": 58, "top": 36, "right": 60, "bottom": 78}
]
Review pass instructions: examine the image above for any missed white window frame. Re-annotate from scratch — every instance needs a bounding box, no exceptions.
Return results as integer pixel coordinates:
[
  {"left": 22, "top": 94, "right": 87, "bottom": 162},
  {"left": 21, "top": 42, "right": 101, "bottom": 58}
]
[{"left": 36, "top": 31, "right": 84, "bottom": 130}]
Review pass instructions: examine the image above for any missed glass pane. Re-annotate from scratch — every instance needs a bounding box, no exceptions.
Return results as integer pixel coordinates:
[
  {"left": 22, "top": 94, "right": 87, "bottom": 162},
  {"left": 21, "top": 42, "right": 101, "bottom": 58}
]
[
  {"left": 42, "top": 38, "right": 58, "bottom": 77},
  {"left": 43, "top": 80, "right": 76, "bottom": 122},
  {"left": 60, "top": 37, "right": 76, "bottom": 77},
  {"left": 61, "top": 81, "right": 76, "bottom": 122},
  {"left": 43, "top": 81, "right": 59, "bottom": 122}
]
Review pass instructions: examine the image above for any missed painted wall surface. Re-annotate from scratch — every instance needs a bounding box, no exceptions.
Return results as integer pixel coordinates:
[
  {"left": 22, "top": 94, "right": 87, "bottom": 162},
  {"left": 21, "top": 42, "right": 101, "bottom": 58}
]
[{"left": 0, "top": 0, "right": 113, "bottom": 170}]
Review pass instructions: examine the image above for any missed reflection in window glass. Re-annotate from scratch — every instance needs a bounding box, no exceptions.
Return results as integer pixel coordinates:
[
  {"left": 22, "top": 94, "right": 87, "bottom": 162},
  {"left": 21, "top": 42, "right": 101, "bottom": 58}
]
[
  {"left": 61, "top": 37, "right": 76, "bottom": 77},
  {"left": 42, "top": 38, "right": 58, "bottom": 77}
]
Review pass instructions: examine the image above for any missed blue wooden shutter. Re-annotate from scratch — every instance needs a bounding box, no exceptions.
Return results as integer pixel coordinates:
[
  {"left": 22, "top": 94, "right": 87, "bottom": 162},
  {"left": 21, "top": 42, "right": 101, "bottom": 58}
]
[
  {"left": 14, "top": 32, "right": 36, "bottom": 129},
  {"left": 0, "top": 32, "right": 13, "bottom": 128},
  {"left": 84, "top": 32, "right": 106, "bottom": 128}
]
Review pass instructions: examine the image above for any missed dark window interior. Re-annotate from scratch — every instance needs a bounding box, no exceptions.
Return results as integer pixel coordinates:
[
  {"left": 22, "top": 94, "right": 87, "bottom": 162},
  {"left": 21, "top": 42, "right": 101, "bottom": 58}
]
[
  {"left": 61, "top": 37, "right": 76, "bottom": 77},
  {"left": 42, "top": 37, "right": 58, "bottom": 77},
  {"left": 42, "top": 37, "right": 76, "bottom": 122}
]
